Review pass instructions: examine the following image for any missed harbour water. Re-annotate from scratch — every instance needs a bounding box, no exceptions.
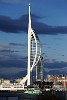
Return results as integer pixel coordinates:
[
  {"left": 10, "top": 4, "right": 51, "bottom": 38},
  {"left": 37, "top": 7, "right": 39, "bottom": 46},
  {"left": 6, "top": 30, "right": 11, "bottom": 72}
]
[{"left": 0, "top": 91, "right": 67, "bottom": 100}]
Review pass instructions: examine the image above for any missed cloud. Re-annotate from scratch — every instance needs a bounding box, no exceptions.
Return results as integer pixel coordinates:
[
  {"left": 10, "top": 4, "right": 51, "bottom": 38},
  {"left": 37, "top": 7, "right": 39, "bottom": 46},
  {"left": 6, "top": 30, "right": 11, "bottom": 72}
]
[
  {"left": 9, "top": 43, "right": 27, "bottom": 47},
  {"left": 0, "top": 14, "right": 67, "bottom": 35},
  {"left": 0, "top": 56, "right": 67, "bottom": 79},
  {"left": 0, "top": 67, "right": 27, "bottom": 79},
  {"left": 0, "top": 49, "right": 18, "bottom": 53},
  {"left": 0, "top": 0, "right": 22, "bottom": 4},
  {"left": 0, "top": 44, "right": 19, "bottom": 57},
  {"left": 0, "top": 56, "right": 27, "bottom": 71},
  {"left": 43, "top": 59, "right": 67, "bottom": 76},
  {"left": 47, "top": 67, "right": 67, "bottom": 75},
  {"left": 0, "top": 43, "right": 27, "bottom": 63},
  {"left": 33, "top": 23, "right": 67, "bottom": 35},
  {"left": 44, "top": 59, "right": 67, "bottom": 69},
  {"left": 0, "top": 55, "right": 27, "bottom": 79},
  {"left": 0, "top": 44, "right": 11, "bottom": 49},
  {"left": 0, "top": 16, "right": 23, "bottom": 33},
  {"left": 0, "top": 67, "right": 26, "bottom": 75},
  {"left": 0, "top": 44, "right": 27, "bottom": 64},
  {"left": 44, "top": 59, "right": 67, "bottom": 75}
]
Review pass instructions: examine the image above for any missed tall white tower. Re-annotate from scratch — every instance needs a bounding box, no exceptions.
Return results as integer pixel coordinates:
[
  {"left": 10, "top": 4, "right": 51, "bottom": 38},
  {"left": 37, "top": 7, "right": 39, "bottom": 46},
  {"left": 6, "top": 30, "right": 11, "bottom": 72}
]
[
  {"left": 27, "top": 3, "right": 31, "bottom": 86},
  {"left": 27, "top": 3, "right": 42, "bottom": 85},
  {"left": 20, "top": 3, "right": 43, "bottom": 86}
]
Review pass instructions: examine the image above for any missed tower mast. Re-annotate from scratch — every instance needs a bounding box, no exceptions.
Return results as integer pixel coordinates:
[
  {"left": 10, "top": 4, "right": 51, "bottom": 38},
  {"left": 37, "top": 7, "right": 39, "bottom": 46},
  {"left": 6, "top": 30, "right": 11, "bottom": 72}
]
[{"left": 27, "top": 3, "right": 31, "bottom": 86}]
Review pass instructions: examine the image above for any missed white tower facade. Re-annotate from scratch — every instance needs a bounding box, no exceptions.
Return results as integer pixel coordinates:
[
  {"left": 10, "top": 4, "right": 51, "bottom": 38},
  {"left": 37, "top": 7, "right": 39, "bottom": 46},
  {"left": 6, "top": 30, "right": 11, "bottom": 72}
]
[
  {"left": 27, "top": 3, "right": 31, "bottom": 86},
  {"left": 20, "top": 3, "right": 43, "bottom": 86},
  {"left": 27, "top": 3, "right": 42, "bottom": 85}
]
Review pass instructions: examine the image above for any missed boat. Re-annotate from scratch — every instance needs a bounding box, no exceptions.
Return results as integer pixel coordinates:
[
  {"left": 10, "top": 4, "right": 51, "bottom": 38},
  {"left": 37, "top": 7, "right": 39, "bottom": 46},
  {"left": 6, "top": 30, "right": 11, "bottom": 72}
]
[{"left": 24, "top": 88, "right": 42, "bottom": 95}]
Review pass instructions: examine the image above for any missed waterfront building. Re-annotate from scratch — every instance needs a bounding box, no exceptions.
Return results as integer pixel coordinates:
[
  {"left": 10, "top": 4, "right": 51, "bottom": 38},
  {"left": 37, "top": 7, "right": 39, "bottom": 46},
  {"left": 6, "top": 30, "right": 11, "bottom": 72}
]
[{"left": 47, "top": 74, "right": 67, "bottom": 91}]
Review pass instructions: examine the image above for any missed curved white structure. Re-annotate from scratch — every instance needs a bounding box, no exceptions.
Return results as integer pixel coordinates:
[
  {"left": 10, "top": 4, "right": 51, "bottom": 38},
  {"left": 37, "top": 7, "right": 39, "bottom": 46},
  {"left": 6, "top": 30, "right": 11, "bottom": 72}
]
[{"left": 20, "top": 3, "right": 42, "bottom": 86}]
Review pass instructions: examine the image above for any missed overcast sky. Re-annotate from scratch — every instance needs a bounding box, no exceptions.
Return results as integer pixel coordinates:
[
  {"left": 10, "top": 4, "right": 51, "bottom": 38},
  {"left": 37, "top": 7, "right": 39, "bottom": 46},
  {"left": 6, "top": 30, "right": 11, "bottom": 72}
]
[{"left": 0, "top": 0, "right": 67, "bottom": 79}]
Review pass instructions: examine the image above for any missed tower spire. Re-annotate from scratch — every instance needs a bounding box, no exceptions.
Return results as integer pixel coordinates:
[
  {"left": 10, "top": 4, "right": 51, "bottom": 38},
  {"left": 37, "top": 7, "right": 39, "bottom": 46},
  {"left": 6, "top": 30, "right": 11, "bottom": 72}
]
[
  {"left": 28, "top": 3, "right": 31, "bottom": 29},
  {"left": 27, "top": 3, "right": 31, "bottom": 86}
]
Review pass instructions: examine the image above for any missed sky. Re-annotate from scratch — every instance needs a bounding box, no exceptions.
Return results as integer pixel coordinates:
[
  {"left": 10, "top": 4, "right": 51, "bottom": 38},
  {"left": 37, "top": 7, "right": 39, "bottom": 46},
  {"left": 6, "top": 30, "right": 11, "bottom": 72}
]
[{"left": 0, "top": 0, "right": 67, "bottom": 79}]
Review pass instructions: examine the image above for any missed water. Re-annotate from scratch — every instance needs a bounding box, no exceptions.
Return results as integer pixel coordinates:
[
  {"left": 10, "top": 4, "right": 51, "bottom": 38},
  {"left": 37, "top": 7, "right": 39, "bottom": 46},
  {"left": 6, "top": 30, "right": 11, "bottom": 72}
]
[
  {"left": 0, "top": 91, "right": 67, "bottom": 100},
  {"left": 0, "top": 97, "right": 18, "bottom": 100}
]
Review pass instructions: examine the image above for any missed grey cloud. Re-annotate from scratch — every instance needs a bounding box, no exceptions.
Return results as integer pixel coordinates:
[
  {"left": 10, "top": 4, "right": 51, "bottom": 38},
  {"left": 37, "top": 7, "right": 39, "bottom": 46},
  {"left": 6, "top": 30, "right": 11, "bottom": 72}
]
[
  {"left": 0, "top": 55, "right": 27, "bottom": 79},
  {"left": 0, "top": 67, "right": 27, "bottom": 79},
  {"left": 47, "top": 67, "right": 67, "bottom": 75},
  {"left": 44, "top": 59, "right": 67, "bottom": 76},
  {"left": 0, "top": 15, "right": 67, "bottom": 35},
  {"left": 9, "top": 43, "right": 27, "bottom": 47},
  {"left": 0, "top": 57, "right": 27, "bottom": 68},
  {"left": 0, "top": 56, "right": 67, "bottom": 79},
  {"left": 44, "top": 60, "right": 67, "bottom": 69},
  {"left": 0, "top": 49, "right": 18, "bottom": 53}
]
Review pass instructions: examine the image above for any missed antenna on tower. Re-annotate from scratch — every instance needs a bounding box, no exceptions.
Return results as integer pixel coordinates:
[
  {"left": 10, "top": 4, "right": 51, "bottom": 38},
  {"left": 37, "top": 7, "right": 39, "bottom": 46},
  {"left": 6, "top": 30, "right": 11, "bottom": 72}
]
[{"left": 28, "top": 2, "right": 31, "bottom": 29}]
